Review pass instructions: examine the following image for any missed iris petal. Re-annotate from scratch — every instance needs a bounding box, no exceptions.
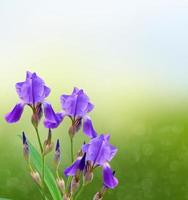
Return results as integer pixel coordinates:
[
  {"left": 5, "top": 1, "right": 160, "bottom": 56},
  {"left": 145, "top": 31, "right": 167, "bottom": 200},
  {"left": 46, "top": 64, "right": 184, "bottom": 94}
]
[
  {"left": 82, "top": 134, "right": 117, "bottom": 166},
  {"left": 103, "top": 163, "right": 118, "bottom": 189},
  {"left": 43, "top": 102, "right": 64, "bottom": 128},
  {"left": 60, "top": 87, "right": 94, "bottom": 118},
  {"left": 16, "top": 71, "right": 51, "bottom": 104},
  {"left": 83, "top": 116, "right": 97, "bottom": 138},
  {"left": 5, "top": 103, "right": 25, "bottom": 123},
  {"left": 64, "top": 157, "right": 82, "bottom": 176}
]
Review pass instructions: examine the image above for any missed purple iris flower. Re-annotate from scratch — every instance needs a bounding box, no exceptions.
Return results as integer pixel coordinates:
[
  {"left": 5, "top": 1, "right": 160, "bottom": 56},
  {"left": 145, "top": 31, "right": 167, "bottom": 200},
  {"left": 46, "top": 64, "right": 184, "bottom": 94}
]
[
  {"left": 5, "top": 71, "right": 61, "bottom": 127},
  {"left": 44, "top": 87, "right": 97, "bottom": 138},
  {"left": 64, "top": 134, "right": 118, "bottom": 188},
  {"left": 82, "top": 134, "right": 117, "bottom": 166}
]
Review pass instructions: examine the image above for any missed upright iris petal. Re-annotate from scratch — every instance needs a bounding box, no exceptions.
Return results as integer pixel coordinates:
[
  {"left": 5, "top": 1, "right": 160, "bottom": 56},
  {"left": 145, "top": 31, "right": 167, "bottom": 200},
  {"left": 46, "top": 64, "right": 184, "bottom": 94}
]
[
  {"left": 60, "top": 87, "right": 94, "bottom": 119},
  {"left": 16, "top": 71, "right": 50, "bottom": 105},
  {"left": 5, "top": 71, "right": 53, "bottom": 127},
  {"left": 102, "top": 163, "right": 118, "bottom": 189}
]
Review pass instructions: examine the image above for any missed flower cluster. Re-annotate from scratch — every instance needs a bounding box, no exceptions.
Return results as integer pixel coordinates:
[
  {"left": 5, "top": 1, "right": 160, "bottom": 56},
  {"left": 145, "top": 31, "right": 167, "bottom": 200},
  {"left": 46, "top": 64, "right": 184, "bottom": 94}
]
[{"left": 5, "top": 71, "right": 118, "bottom": 200}]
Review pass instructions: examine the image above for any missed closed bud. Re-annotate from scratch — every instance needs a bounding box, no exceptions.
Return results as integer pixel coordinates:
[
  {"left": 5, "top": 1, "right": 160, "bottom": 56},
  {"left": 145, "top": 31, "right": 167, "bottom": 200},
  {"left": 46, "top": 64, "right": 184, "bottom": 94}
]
[
  {"left": 84, "top": 171, "right": 93, "bottom": 185},
  {"left": 43, "top": 129, "right": 54, "bottom": 155},
  {"left": 30, "top": 171, "right": 42, "bottom": 186},
  {"left": 63, "top": 193, "right": 71, "bottom": 200},
  {"left": 54, "top": 139, "right": 61, "bottom": 166},
  {"left": 69, "top": 117, "right": 82, "bottom": 138},
  {"left": 93, "top": 192, "right": 103, "bottom": 200},
  {"left": 71, "top": 176, "right": 80, "bottom": 195},
  {"left": 76, "top": 141, "right": 85, "bottom": 157},
  {"left": 57, "top": 178, "right": 65, "bottom": 194},
  {"left": 22, "top": 132, "right": 29, "bottom": 161},
  {"left": 31, "top": 103, "right": 43, "bottom": 128},
  {"left": 83, "top": 160, "right": 93, "bottom": 184},
  {"left": 43, "top": 141, "right": 54, "bottom": 155}
]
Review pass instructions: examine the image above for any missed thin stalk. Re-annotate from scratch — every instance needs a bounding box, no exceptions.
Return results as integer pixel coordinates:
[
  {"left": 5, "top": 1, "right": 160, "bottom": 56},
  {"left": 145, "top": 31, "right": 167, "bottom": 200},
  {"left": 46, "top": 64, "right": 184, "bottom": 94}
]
[
  {"left": 70, "top": 137, "right": 74, "bottom": 163},
  {"left": 34, "top": 126, "right": 46, "bottom": 200},
  {"left": 42, "top": 154, "right": 45, "bottom": 188},
  {"left": 66, "top": 176, "right": 72, "bottom": 191},
  {"left": 56, "top": 163, "right": 60, "bottom": 180},
  {"left": 74, "top": 184, "right": 84, "bottom": 200},
  {"left": 35, "top": 127, "right": 43, "bottom": 154},
  {"left": 65, "top": 136, "right": 74, "bottom": 196}
]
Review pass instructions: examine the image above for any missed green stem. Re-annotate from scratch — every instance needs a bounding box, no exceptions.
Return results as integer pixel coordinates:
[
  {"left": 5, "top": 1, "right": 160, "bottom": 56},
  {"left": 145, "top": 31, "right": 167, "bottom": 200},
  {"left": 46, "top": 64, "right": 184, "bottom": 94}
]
[
  {"left": 56, "top": 163, "right": 60, "bottom": 180},
  {"left": 66, "top": 176, "right": 72, "bottom": 191},
  {"left": 42, "top": 153, "right": 45, "bottom": 187},
  {"left": 34, "top": 126, "right": 46, "bottom": 200},
  {"left": 70, "top": 137, "right": 74, "bottom": 163},
  {"left": 74, "top": 184, "right": 84, "bottom": 200},
  {"left": 35, "top": 127, "right": 43, "bottom": 154}
]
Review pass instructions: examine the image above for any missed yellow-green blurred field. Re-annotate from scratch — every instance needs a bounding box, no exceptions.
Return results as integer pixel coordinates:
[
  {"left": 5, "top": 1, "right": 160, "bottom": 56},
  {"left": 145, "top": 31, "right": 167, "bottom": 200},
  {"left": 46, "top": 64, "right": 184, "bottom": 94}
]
[
  {"left": 1, "top": 78, "right": 188, "bottom": 199},
  {"left": 0, "top": 1, "right": 188, "bottom": 199}
]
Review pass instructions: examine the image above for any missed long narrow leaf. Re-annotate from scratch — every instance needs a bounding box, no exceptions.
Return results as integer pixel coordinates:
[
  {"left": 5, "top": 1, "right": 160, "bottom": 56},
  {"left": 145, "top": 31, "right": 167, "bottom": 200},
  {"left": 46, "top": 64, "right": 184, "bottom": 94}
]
[
  {"left": 29, "top": 142, "right": 62, "bottom": 200},
  {"left": 0, "top": 198, "right": 11, "bottom": 200}
]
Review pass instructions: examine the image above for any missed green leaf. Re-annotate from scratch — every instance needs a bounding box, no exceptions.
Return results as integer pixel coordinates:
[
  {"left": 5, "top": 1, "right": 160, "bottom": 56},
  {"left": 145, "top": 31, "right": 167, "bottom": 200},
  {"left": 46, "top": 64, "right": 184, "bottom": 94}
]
[
  {"left": 29, "top": 142, "right": 62, "bottom": 200},
  {"left": 0, "top": 198, "right": 11, "bottom": 200}
]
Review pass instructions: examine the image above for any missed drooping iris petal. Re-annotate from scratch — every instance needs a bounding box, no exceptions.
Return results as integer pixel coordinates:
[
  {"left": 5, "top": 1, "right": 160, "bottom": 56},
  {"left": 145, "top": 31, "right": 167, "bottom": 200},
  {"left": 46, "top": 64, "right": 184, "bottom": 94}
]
[
  {"left": 102, "top": 163, "right": 118, "bottom": 189},
  {"left": 16, "top": 71, "right": 51, "bottom": 105},
  {"left": 82, "top": 134, "right": 117, "bottom": 166},
  {"left": 5, "top": 103, "right": 25, "bottom": 123},
  {"left": 83, "top": 116, "right": 97, "bottom": 138},
  {"left": 64, "top": 157, "right": 82, "bottom": 176},
  {"left": 78, "top": 153, "right": 86, "bottom": 171},
  {"left": 60, "top": 87, "right": 94, "bottom": 118},
  {"left": 43, "top": 102, "right": 64, "bottom": 129}
]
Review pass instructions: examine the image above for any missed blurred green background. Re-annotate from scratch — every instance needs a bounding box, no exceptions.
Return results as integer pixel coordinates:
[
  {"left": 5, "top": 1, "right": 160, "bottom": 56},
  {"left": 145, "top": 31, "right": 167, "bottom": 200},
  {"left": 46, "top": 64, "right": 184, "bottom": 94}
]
[{"left": 0, "top": 0, "right": 188, "bottom": 199}]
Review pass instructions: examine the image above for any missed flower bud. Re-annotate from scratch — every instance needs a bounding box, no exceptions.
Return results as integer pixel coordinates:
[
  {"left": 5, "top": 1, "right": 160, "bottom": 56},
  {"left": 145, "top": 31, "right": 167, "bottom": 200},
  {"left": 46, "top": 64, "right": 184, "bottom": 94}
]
[
  {"left": 83, "top": 160, "right": 93, "bottom": 184},
  {"left": 22, "top": 132, "right": 29, "bottom": 161},
  {"left": 93, "top": 192, "right": 103, "bottom": 200},
  {"left": 63, "top": 193, "right": 71, "bottom": 200},
  {"left": 71, "top": 176, "right": 80, "bottom": 195},
  {"left": 30, "top": 171, "right": 42, "bottom": 186},
  {"left": 54, "top": 139, "right": 61, "bottom": 166},
  {"left": 31, "top": 103, "right": 43, "bottom": 128},
  {"left": 43, "top": 129, "right": 54, "bottom": 155},
  {"left": 76, "top": 142, "right": 85, "bottom": 157},
  {"left": 84, "top": 171, "right": 93, "bottom": 185},
  {"left": 68, "top": 117, "right": 82, "bottom": 138},
  {"left": 57, "top": 178, "right": 65, "bottom": 194}
]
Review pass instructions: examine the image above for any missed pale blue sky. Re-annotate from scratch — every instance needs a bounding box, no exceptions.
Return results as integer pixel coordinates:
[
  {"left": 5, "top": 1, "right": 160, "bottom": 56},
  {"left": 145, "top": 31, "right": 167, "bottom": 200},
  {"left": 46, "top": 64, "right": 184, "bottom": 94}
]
[{"left": 0, "top": 0, "right": 188, "bottom": 96}]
